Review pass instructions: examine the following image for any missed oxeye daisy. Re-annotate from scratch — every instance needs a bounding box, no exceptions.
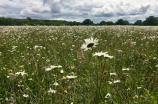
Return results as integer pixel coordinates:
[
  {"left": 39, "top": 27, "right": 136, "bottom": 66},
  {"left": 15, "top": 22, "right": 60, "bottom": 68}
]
[
  {"left": 23, "top": 94, "right": 29, "bottom": 98},
  {"left": 15, "top": 71, "right": 26, "bottom": 76},
  {"left": 81, "top": 37, "right": 99, "bottom": 51},
  {"left": 113, "top": 80, "right": 121, "bottom": 83},
  {"left": 93, "top": 51, "right": 108, "bottom": 57},
  {"left": 66, "top": 75, "right": 77, "bottom": 79},
  {"left": 105, "top": 93, "right": 111, "bottom": 98},
  {"left": 93, "top": 51, "right": 113, "bottom": 58},
  {"left": 48, "top": 88, "right": 56, "bottom": 93},
  {"left": 122, "top": 68, "right": 130, "bottom": 71},
  {"left": 110, "top": 73, "right": 116, "bottom": 76},
  {"left": 103, "top": 53, "right": 114, "bottom": 59},
  {"left": 53, "top": 82, "right": 59, "bottom": 86}
]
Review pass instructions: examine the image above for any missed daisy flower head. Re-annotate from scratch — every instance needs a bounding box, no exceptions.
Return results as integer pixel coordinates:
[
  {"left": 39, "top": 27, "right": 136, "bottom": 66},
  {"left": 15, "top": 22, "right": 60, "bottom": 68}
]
[
  {"left": 23, "top": 94, "right": 29, "bottom": 98},
  {"left": 122, "top": 68, "right": 130, "bottom": 71},
  {"left": 93, "top": 51, "right": 113, "bottom": 59},
  {"left": 53, "top": 82, "right": 59, "bottom": 86},
  {"left": 48, "top": 88, "right": 56, "bottom": 93},
  {"left": 81, "top": 37, "right": 99, "bottom": 51},
  {"left": 93, "top": 51, "right": 108, "bottom": 57},
  {"left": 15, "top": 71, "right": 26, "bottom": 76},
  {"left": 113, "top": 80, "right": 121, "bottom": 83},
  {"left": 103, "top": 53, "right": 114, "bottom": 59},
  {"left": 66, "top": 75, "right": 77, "bottom": 79},
  {"left": 110, "top": 73, "right": 116, "bottom": 76},
  {"left": 105, "top": 93, "right": 111, "bottom": 98}
]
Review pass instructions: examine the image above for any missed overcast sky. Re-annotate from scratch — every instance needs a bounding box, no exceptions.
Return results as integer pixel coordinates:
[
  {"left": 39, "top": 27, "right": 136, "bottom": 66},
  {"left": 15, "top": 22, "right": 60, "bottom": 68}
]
[{"left": 0, "top": 0, "right": 158, "bottom": 23}]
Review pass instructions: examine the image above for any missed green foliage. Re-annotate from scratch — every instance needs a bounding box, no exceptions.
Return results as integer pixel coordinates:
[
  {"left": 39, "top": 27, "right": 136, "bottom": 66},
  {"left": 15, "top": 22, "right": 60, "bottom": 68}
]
[
  {"left": 0, "top": 26, "right": 158, "bottom": 103},
  {"left": 100, "top": 21, "right": 106, "bottom": 25},
  {"left": 134, "top": 20, "right": 143, "bottom": 25},
  {"left": 82, "top": 19, "right": 94, "bottom": 25},
  {"left": 0, "top": 17, "right": 82, "bottom": 26},
  {"left": 115, "top": 19, "right": 130, "bottom": 25},
  {"left": 143, "top": 16, "right": 158, "bottom": 26},
  {"left": 0, "top": 15, "right": 158, "bottom": 26}
]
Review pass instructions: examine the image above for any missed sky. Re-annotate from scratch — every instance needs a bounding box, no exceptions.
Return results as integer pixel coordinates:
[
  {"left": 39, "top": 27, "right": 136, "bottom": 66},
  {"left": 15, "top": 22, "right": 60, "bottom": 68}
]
[{"left": 0, "top": 0, "right": 158, "bottom": 23}]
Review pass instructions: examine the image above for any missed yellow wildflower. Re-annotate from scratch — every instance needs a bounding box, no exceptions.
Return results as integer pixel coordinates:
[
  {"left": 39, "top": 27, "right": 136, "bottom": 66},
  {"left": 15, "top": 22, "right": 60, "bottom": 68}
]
[
  {"left": 8, "top": 70, "right": 13, "bottom": 73},
  {"left": 19, "top": 65, "right": 24, "bottom": 68},
  {"left": 64, "top": 90, "right": 67, "bottom": 94},
  {"left": 133, "top": 95, "right": 139, "bottom": 99},
  {"left": 62, "top": 76, "right": 66, "bottom": 79}
]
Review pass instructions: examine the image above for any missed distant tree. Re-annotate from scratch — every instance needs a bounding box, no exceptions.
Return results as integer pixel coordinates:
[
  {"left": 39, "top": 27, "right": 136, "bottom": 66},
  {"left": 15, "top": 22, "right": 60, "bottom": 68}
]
[
  {"left": 115, "top": 19, "right": 129, "bottom": 25},
  {"left": 143, "top": 16, "right": 158, "bottom": 26},
  {"left": 115, "top": 19, "right": 124, "bottom": 25},
  {"left": 82, "top": 19, "right": 93, "bottom": 25},
  {"left": 134, "top": 20, "right": 143, "bottom": 25},
  {"left": 124, "top": 20, "right": 129, "bottom": 25},
  {"left": 100, "top": 21, "right": 106, "bottom": 25},
  {"left": 0, "top": 17, "right": 6, "bottom": 25},
  {"left": 27, "top": 17, "right": 32, "bottom": 21},
  {"left": 106, "top": 21, "right": 114, "bottom": 25}
]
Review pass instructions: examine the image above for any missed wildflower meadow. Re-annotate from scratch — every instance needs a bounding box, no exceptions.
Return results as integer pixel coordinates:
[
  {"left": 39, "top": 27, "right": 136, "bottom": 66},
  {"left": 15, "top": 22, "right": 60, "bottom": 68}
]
[{"left": 0, "top": 26, "right": 158, "bottom": 104}]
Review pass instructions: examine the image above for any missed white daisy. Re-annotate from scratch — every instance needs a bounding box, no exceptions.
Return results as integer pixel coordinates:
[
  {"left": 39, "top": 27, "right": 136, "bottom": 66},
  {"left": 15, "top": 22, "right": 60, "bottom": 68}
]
[
  {"left": 122, "top": 68, "right": 130, "bottom": 71},
  {"left": 81, "top": 37, "right": 99, "bottom": 51},
  {"left": 93, "top": 51, "right": 108, "bottom": 57},
  {"left": 113, "top": 80, "right": 121, "bottom": 83},
  {"left": 93, "top": 51, "right": 113, "bottom": 59},
  {"left": 66, "top": 75, "right": 77, "bottom": 79},
  {"left": 53, "top": 82, "right": 59, "bottom": 86},
  {"left": 48, "top": 88, "right": 56, "bottom": 93},
  {"left": 60, "top": 69, "right": 64, "bottom": 73},
  {"left": 50, "top": 65, "right": 62, "bottom": 69},
  {"left": 137, "top": 87, "right": 142, "bottom": 89},
  {"left": 15, "top": 71, "right": 26, "bottom": 76},
  {"left": 105, "top": 93, "right": 111, "bottom": 98},
  {"left": 45, "top": 67, "right": 52, "bottom": 71},
  {"left": 110, "top": 73, "right": 116, "bottom": 76},
  {"left": 104, "top": 53, "right": 114, "bottom": 59},
  {"left": 23, "top": 94, "right": 29, "bottom": 98}
]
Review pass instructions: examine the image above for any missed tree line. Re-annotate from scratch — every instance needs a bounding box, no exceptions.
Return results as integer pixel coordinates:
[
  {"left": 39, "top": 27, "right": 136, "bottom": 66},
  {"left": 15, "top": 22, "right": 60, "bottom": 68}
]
[{"left": 0, "top": 16, "right": 158, "bottom": 26}]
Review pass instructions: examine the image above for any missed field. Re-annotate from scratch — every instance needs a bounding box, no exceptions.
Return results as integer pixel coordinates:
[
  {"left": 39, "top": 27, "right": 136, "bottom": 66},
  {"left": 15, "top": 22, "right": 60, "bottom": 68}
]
[{"left": 0, "top": 26, "right": 158, "bottom": 104}]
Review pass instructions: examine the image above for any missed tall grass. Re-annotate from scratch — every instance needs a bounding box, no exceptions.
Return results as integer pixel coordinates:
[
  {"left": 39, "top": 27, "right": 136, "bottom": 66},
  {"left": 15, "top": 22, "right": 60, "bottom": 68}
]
[{"left": 0, "top": 26, "right": 158, "bottom": 104}]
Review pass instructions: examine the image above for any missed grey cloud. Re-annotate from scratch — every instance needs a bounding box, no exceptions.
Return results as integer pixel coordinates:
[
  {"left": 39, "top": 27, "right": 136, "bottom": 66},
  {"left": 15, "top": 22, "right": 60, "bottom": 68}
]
[
  {"left": 91, "top": 2, "right": 151, "bottom": 18},
  {"left": 95, "top": 13, "right": 115, "bottom": 17},
  {"left": 82, "top": 13, "right": 88, "bottom": 15},
  {"left": 51, "top": 3, "right": 62, "bottom": 13},
  {"left": 43, "top": 0, "right": 50, "bottom": 5},
  {"left": 1, "top": 0, "right": 158, "bottom": 24},
  {"left": 140, "top": 5, "right": 150, "bottom": 12}
]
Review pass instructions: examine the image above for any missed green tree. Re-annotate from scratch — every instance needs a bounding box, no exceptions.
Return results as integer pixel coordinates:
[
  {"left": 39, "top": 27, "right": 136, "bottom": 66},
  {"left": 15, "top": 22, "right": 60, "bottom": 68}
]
[
  {"left": 143, "top": 16, "right": 158, "bottom": 26},
  {"left": 134, "top": 20, "right": 143, "bottom": 25},
  {"left": 0, "top": 17, "right": 6, "bottom": 25},
  {"left": 115, "top": 19, "right": 124, "bottom": 25},
  {"left": 82, "top": 19, "right": 93, "bottom": 25},
  {"left": 106, "top": 21, "right": 114, "bottom": 25},
  {"left": 100, "top": 21, "right": 106, "bottom": 25},
  {"left": 115, "top": 19, "right": 129, "bottom": 25},
  {"left": 27, "top": 17, "right": 32, "bottom": 21},
  {"left": 124, "top": 20, "right": 129, "bottom": 25}
]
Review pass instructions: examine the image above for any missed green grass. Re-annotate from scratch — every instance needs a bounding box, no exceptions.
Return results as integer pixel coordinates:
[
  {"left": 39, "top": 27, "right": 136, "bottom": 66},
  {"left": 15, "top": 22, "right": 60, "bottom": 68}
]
[{"left": 0, "top": 26, "right": 158, "bottom": 104}]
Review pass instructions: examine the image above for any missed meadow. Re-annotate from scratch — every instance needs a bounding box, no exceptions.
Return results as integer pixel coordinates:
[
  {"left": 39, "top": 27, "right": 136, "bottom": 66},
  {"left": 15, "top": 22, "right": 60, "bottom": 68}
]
[{"left": 0, "top": 26, "right": 158, "bottom": 104}]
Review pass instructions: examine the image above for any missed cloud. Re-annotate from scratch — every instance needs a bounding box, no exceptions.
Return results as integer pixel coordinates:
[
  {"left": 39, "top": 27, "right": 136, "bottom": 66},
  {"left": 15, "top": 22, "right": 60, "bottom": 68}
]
[
  {"left": 0, "top": 0, "right": 158, "bottom": 23},
  {"left": 51, "top": 3, "right": 62, "bottom": 13},
  {"left": 19, "top": 6, "right": 52, "bottom": 19},
  {"left": 91, "top": 2, "right": 151, "bottom": 17}
]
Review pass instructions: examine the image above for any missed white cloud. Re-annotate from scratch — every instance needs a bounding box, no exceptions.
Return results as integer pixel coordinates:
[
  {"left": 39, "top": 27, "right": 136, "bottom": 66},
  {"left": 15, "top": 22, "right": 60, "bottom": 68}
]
[
  {"left": 91, "top": 2, "right": 150, "bottom": 17},
  {"left": 0, "top": 0, "right": 158, "bottom": 23}
]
